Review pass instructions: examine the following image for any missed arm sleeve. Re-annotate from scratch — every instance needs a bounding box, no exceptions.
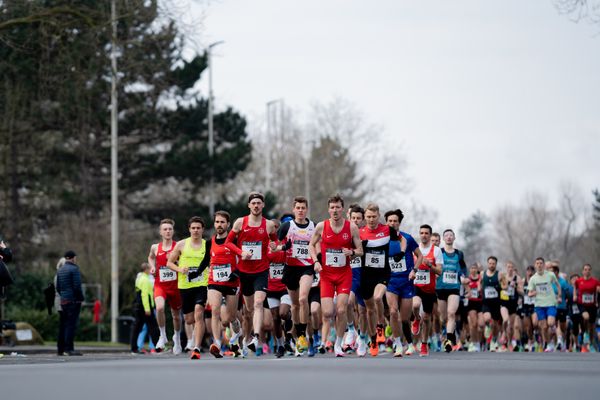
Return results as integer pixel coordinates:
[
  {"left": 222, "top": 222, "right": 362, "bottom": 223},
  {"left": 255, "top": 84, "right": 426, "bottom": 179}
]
[
  {"left": 225, "top": 230, "right": 238, "bottom": 245},
  {"left": 458, "top": 250, "right": 467, "bottom": 275},
  {"left": 225, "top": 242, "right": 244, "bottom": 257},
  {"left": 198, "top": 240, "right": 212, "bottom": 274},
  {"left": 277, "top": 222, "right": 291, "bottom": 241}
]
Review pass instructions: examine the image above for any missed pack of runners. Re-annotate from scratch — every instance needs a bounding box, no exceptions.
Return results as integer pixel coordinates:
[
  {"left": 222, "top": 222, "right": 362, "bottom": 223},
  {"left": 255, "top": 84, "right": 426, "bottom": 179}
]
[{"left": 143, "top": 192, "right": 600, "bottom": 359}]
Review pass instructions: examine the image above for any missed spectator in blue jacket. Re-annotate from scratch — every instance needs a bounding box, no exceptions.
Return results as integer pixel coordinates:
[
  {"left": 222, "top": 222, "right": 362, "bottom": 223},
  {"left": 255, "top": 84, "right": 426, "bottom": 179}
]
[{"left": 56, "top": 250, "right": 84, "bottom": 356}]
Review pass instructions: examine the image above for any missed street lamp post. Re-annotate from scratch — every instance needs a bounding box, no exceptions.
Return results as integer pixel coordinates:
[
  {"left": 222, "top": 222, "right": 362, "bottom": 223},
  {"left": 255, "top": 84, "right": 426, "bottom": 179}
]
[
  {"left": 110, "top": 0, "right": 119, "bottom": 343},
  {"left": 207, "top": 40, "right": 224, "bottom": 217}
]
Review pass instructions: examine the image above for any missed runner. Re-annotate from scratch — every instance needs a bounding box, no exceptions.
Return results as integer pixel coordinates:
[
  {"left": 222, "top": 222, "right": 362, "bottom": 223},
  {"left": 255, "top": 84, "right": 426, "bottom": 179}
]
[
  {"left": 436, "top": 229, "right": 467, "bottom": 352},
  {"left": 206, "top": 211, "right": 245, "bottom": 358},
  {"left": 518, "top": 265, "right": 536, "bottom": 352},
  {"left": 385, "top": 209, "right": 422, "bottom": 357},
  {"left": 550, "top": 262, "right": 571, "bottom": 352},
  {"left": 167, "top": 216, "right": 211, "bottom": 359},
  {"left": 278, "top": 196, "right": 315, "bottom": 356},
  {"left": 573, "top": 263, "right": 600, "bottom": 352},
  {"left": 147, "top": 219, "right": 182, "bottom": 354},
  {"left": 412, "top": 224, "right": 443, "bottom": 357},
  {"left": 568, "top": 273, "right": 582, "bottom": 352},
  {"left": 527, "top": 257, "right": 561, "bottom": 352},
  {"left": 499, "top": 261, "right": 522, "bottom": 351},
  {"left": 309, "top": 194, "right": 364, "bottom": 357},
  {"left": 482, "top": 256, "right": 504, "bottom": 351},
  {"left": 226, "top": 192, "right": 278, "bottom": 354},
  {"left": 345, "top": 205, "right": 367, "bottom": 354},
  {"left": 359, "top": 203, "right": 406, "bottom": 357},
  {"left": 464, "top": 264, "right": 483, "bottom": 352}
]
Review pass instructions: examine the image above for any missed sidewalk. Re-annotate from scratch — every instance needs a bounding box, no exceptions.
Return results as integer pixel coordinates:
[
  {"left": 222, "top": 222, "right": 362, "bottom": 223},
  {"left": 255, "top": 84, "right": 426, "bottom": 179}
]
[{"left": 0, "top": 343, "right": 129, "bottom": 355}]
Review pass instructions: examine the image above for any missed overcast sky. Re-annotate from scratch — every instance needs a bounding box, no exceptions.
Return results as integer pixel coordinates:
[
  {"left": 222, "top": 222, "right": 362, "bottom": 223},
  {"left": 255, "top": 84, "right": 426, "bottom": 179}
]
[{"left": 184, "top": 0, "right": 599, "bottom": 231}]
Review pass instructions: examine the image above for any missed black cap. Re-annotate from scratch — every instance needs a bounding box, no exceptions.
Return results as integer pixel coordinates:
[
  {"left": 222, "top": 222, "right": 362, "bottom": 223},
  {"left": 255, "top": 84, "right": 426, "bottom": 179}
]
[{"left": 64, "top": 250, "right": 77, "bottom": 259}]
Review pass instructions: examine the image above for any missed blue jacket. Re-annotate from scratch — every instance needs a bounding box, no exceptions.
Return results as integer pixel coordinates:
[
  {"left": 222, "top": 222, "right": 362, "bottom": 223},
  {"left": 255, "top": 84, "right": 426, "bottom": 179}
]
[{"left": 56, "top": 261, "right": 84, "bottom": 303}]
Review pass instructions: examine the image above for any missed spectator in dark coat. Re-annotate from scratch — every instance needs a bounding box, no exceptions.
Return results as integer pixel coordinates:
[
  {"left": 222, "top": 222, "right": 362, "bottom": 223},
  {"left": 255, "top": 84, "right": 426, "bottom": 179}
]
[{"left": 56, "top": 250, "right": 84, "bottom": 356}]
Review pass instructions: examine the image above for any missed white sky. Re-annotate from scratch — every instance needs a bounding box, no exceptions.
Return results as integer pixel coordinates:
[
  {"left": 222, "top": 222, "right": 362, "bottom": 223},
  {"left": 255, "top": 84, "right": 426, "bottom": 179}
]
[{"left": 183, "top": 0, "right": 600, "bottom": 231}]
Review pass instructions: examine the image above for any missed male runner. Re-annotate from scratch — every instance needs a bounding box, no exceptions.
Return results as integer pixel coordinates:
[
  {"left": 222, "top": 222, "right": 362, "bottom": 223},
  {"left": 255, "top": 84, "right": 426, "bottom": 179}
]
[
  {"left": 482, "top": 256, "right": 504, "bottom": 351},
  {"left": 385, "top": 209, "right": 422, "bottom": 357},
  {"left": 436, "top": 229, "right": 466, "bottom": 352},
  {"left": 309, "top": 194, "right": 363, "bottom": 357},
  {"left": 359, "top": 203, "right": 405, "bottom": 357},
  {"left": 573, "top": 263, "right": 600, "bottom": 352},
  {"left": 528, "top": 257, "right": 561, "bottom": 352},
  {"left": 464, "top": 264, "right": 483, "bottom": 352},
  {"left": 345, "top": 205, "right": 367, "bottom": 354},
  {"left": 412, "top": 224, "right": 443, "bottom": 357},
  {"left": 226, "top": 192, "right": 278, "bottom": 353},
  {"left": 147, "top": 219, "right": 182, "bottom": 354},
  {"left": 499, "top": 261, "right": 522, "bottom": 351},
  {"left": 206, "top": 211, "right": 245, "bottom": 358},
  {"left": 278, "top": 196, "right": 315, "bottom": 355},
  {"left": 167, "top": 216, "right": 211, "bottom": 359},
  {"left": 550, "top": 262, "right": 570, "bottom": 351}
]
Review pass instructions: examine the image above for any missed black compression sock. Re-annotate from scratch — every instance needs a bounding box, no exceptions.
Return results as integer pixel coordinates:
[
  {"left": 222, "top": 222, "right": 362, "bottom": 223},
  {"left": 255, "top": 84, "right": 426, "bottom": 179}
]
[{"left": 402, "top": 321, "right": 413, "bottom": 344}]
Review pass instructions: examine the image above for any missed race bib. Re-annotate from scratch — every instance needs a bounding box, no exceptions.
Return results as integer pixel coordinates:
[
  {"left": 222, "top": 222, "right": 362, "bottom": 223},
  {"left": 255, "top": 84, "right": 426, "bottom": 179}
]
[
  {"left": 325, "top": 249, "right": 346, "bottom": 267},
  {"left": 582, "top": 293, "right": 595, "bottom": 304},
  {"left": 242, "top": 241, "right": 262, "bottom": 260},
  {"left": 536, "top": 282, "right": 550, "bottom": 295},
  {"left": 470, "top": 289, "right": 479, "bottom": 299},
  {"left": 506, "top": 285, "right": 515, "bottom": 297},
  {"left": 484, "top": 287, "right": 498, "bottom": 299},
  {"left": 442, "top": 271, "right": 458, "bottom": 284},
  {"left": 159, "top": 266, "right": 176, "bottom": 282},
  {"left": 269, "top": 263, "right": 284, "bottom": 280},
  {"left": 292, "top": 240, "right": 310, "bottom": 258},
  {"left": 389, "top": 258, "right": 407, "bottom": 273},
  {"left": 415, "top": 270, "right": 430, "bottom": 285},
  {"left": 312, "top": 271, "right": 320, "bottom": 287},
  {"left": 365, "top": 250, "right": 385, "bottom": 269},
  {"left": 187, "top": 267, "right": 201, "bottom": 283},
  {"left": 350, "top": 257, "right": 362, "bottom": 269},
  {"left": 212, "top": 264, "right": 231, "bottom": 283},
  {"left": 523, "top": 295, "right": 534, "bottom": 305},
  {"left": 572, "top": 304, "right": 580, "bottom": 314},
  {"left": 463, "top": 297, "right": 469, "bottom": 306}
]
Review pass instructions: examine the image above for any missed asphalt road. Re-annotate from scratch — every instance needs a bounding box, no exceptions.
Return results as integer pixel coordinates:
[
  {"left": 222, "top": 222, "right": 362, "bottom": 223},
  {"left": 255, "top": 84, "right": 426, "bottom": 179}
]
[{"left": 2, "top": 351, "right": 599, "bottom": 400}]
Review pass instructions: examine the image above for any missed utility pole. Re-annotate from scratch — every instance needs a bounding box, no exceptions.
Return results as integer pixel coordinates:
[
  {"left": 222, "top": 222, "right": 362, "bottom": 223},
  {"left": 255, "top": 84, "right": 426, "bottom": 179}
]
[
  {"left": 110, "top": 0, "right": 119, "bottom": 343},
  {"left": 207, "top": 41, "right": 224, "bottom": 217}
]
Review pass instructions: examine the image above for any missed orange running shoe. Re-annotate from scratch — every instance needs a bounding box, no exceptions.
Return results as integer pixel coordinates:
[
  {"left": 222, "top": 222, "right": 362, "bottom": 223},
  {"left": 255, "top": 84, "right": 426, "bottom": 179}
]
[
  {"left": 190, "top": 348, "right": 201, "bottom": 360},
  {"left": 369, "top": 341, "right": 379, "bottom": 357},
  {"left": 376, "top": 325, "right": 386, "bottom": 345},
  {"left": 209, "top": 343, "right": 223, "bottom": 358},
  {"left": 411, "top": 318, "right": 421, "bottom": 336}
]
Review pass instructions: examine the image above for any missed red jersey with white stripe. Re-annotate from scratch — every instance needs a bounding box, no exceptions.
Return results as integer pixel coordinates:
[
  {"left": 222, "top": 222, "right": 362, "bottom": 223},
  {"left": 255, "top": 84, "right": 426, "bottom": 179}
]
[
  {"left": 414, "top": 245, "right": 437, "bottom": 293},
  {"left": 320, "top": 219, "right": 352, "bottom": 271},
  {"left": 267, "top": 243, "right": 286, "bottom": 292},
  {"left": 154, "top": 241, "right": 178, "bottom": 289},
  {"left": 359, "top": 223, "right": 394, "bottom": 272},
  {"left": 285, "top": 220, "right": 316, "bottom": 267},
  {"left": 208, "top": 237, "right": 239, "bottom": 288},
  {"left": 236, "top": 216, "right": 270, "bottom": 274}
]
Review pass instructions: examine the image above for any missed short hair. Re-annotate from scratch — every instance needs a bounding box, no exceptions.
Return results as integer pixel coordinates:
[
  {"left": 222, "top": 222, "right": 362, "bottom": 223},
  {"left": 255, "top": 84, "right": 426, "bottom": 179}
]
[
  {"left": 470, "top": 264, "right": 479, "bottom": 271},
  {"left": 188, "top": 216, "right": 205, "bottom": 228},
  {"left": 419, "top": 224, "right": 432, "bottom": 234},
  {"left": 535, "top": 257, "right": 545, "bottom": 264},
  {"left": 248, "top": 192, "right": 265, "bottom": 203},
  {"left": 327, "top": 194, "right": 344, "bottom": 207},
  {"left": 583, "top": 263, "right": 592, "bottom": 269},
  {"left": 431, "top": 232, "right": 440, "bottom": 238},
  {"left": 365, "top": 203, "right": 379, "bottom": 213},
  {"left": 384, "top": 209, "right": 404, "bottom": 224},
  {"left": 442, "top": 229, "right": 454, "bottom": 236},
  {"left": 293, "top": 196, "right": 308, "bottom": 208},
  {"left": 214, "top": 210, "right": 231, "bottom": 223},
  {"left": 487, "top": 256, "right": 498, "bottom": 263},
  {"left": 160, "top": 218, "right": 175, "bottom": 227},
  {"left": 350, "top": 205, "right": 364, "bottom": 217},
  {"left": 348, "top": 203, "right": 360, "bottom": 210},
  {"left": 141, "top": 262, "right": 150, "bottom": 271},
  {"left": 551, "top": 265, "right": 560, "bottom": 273},
  {"left": 570, "top": 273, "right": 580, "bottom": 280},
  {"left": 526, "top": 265, "right": 535, "bottom": 272}
]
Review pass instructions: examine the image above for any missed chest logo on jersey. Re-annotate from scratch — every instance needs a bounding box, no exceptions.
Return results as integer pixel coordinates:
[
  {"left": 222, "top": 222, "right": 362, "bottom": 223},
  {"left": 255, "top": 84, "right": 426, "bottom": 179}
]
[
  {"left": 376, "top": 232, "right": 385, "bottom": 238},
  {"left": 157, "top": 252, "right": 165, "bottom": 256},
  {"left": 259, "top": 228, "right": 265, "bottom": 234},
  {"left": 342, "top": 233, "right": 349, "bottom": 240}
]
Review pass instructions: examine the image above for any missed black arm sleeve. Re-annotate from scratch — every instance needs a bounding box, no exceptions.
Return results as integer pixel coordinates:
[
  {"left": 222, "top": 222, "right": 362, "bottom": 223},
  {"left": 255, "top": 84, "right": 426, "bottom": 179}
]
[
  {"left": 458, "top": 250, "right": 467, "bottom": 275},
  {"left": 277, "top": 222, "right": 291, "bottom": 241},
  {"left": 197, "top": 240, "right": 212, "bottom": 274}
]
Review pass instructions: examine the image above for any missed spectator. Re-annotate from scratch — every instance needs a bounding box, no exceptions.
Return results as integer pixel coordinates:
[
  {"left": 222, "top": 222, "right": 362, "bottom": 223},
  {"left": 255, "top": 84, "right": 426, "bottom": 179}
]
[
  {"left": 56, "top": 250, "right": 84, "bottom": 356},
  {"left": 131, "top": 263, "right": 161, "bottom": 354}
]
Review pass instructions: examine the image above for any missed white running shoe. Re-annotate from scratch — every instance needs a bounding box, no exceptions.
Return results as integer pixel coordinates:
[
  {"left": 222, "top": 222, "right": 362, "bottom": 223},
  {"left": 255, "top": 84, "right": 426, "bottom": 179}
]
[
  {"left": 156, "top": 336, "right": 167, "bottom": 351},
  {"left": 356, "top": 336, "right": 367, "bottom": 357},
  {"left": 344, "top": 329, "right": 357, "bottom": 349},
  {"left": 172, "top": 334, "right": 182, "bottom": 355},
  {"left": 334, "top": 341, "right": 345, "bottom": 357},
  {"left": 393, "top": 341, "right": 403, "bottom": 358}
]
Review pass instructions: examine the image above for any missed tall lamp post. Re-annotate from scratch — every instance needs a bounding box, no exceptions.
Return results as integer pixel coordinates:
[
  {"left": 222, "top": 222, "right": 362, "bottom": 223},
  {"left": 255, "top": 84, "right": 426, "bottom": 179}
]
[
  {"left": 110, "top": 0, "right": 119, "bottom": 343},
  {"left": 207, "top": 40, "right": 224, "bottom": 217}
]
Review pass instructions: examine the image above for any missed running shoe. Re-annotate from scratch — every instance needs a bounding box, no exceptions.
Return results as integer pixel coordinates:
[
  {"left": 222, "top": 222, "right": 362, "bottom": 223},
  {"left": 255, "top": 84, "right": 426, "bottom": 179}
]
[
  {"left": 209, "top": 343, "right": 223, "bottom": 358},
  {"left": 317, "top": 344, "right": 326, "bottom": 354},
  {"left": 444, "top": 339, "right": 453, "bottom": 353},
  {"left": 393, "top": 343, "right": 403, "bottom": 358},
  {"left": 490, "top": 341, "right": 499, "bottom": 352},
  {"left": 190, "top": 347, "right": 201, "bottom": 360},
  {"left": 256, "top": 346, "right": 264, "bottom": 357},
  {"left": 467, "top": 342, "right": 476, "bottom": 352},
  {"left": 156, "top": 336, "right": 167, "bottom": 351},
  {"left": 581, "top": 345, "right": 590, "bottom": 353},
  {"left": 405, "top": 343, "right": 416, "bottom": 356},
  {"left": 344, "top": 329, "right": 357, "bottom": 350},
  {"left": 419, "top": 343, "right": 429, "bottom": 357},
  {"left": 484, "top": 324, "right": 492, "bottom": 340},
  {"left": 334, "top": 341, "right": 345, "bottom": 357},
  {"left": 173, "top": 334, "right": 182, "bottom": 355},
  {"left": 248, "top": 336, "right": 259, "bottom": 353},
  {"left": 297, "top": 335, "right": 309, "bottom": 353},
  {"left": 411, "top": 318, "right": 421, "bottom": 336},
  {"left": 369, "top": 341, "right": 379, "bottom": 357},
  {"left": 276, "top": 345, "right": 285, "bottom": 358},
  {"left": 356, "top": 336, "right": 367, "bottom": 357},
  {"left": 325, "top": 340, "right": 334, "bottom": 353},
  {"left": 307, "top": 342, "right": 315, "bottom": 357},
  {"left": 376, "top": 325, "right": 386, "bottom": 345},
  {"left": 184, "top": 340, "right": 193, "bottom": 353}
]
